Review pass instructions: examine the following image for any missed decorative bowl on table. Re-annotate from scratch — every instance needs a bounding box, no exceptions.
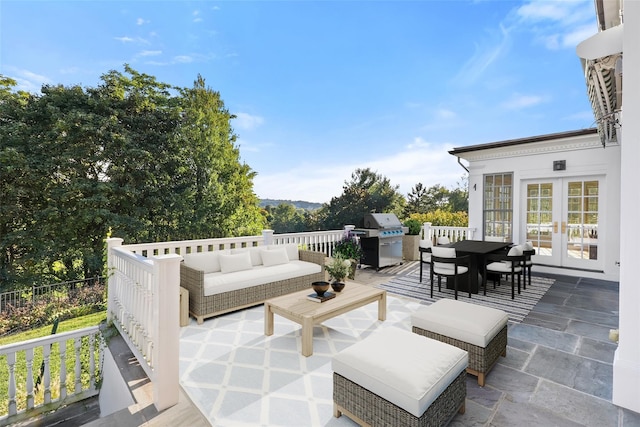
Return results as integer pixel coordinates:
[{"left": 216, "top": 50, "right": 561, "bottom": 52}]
[
  {"left": 331, "top": 281, "right": 345, "bottom": 292},
  {"left": 311, "top": 281, "right": 330, "bottom": 297}
]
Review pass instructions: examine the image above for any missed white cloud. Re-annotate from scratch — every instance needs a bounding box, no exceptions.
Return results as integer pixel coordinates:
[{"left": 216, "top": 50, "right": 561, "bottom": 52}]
[
  {"left": 234, "top": 112, "right": 265, "bottom": 130},
  {"left": 454, "top": 24, "right": 511, "bottom": 85},
  {"left": 514, "top": 0, "right": 596, "bottom": 50},
  {"left": 138, "top": 50, "right": 162, "bottom": 57},
  {"left": 501, "top": 93, "right": 546, "bottom": 110},
  {"left": 3, "top": 67, "right": 51, "bottom": 93},
  {"left": 136, "top": 18, "right": 149, "bottom": 26},
  {"left": 252, "top": 137, "right": 464, "bottom": 203},
  {"left": 174, "top": 55, "right": 193, "bottom": 63},
  {"left": 114, "top": 36, "right": 149, "bottom": 44}
]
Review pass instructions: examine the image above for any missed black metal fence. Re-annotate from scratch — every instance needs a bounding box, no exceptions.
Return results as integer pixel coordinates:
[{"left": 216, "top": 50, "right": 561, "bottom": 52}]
[{"left": 0, "top": 277, "right": 105, "bottom": 313}]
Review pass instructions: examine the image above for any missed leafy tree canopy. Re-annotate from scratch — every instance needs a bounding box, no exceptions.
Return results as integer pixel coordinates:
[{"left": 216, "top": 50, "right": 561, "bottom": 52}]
[
  {"left": 0, "top": 66, "right": 265, "bottom": 289},
  {"left": 318, "top": 168, "right": 405, "bottom": 229}
]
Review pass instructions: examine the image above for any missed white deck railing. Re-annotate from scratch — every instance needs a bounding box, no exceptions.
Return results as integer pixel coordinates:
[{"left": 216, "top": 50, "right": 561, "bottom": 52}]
[
  {"left": 0, "top": 326, "right": 102, "bottom": 424},
  {"left": 421, "top": 222, "right": 477, "bottom": 243},
  {"left": 106, "top": 238, "right": 181, "bottom": 412}
]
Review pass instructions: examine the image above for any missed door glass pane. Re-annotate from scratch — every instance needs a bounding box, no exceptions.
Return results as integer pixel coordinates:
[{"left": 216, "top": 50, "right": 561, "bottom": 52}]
[
  {"left": 527, "top": 183, "right": 553, "bottom": 256},
  {"left": 566, "top": 180, "right": 598, "bottom": 260}
]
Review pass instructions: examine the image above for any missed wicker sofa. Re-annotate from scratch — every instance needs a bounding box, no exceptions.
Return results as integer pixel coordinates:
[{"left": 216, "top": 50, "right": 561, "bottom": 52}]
[{"left": 180, "top": 244, "right": 325, "bottom": 324}]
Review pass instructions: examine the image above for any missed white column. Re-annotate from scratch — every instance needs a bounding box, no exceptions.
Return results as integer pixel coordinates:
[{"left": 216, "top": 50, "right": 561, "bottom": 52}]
[
  {"left": 105, "top": 238, "right": 124, "bottom": 324},
  {"left": 613, "top": 0, "right": 640, "bottom": 413},
  {"left": 262, "top": 229, "right": 274, "bottom": 246},
  {"left": 151, "top": 253, "right": 182, "bottom": 411}
]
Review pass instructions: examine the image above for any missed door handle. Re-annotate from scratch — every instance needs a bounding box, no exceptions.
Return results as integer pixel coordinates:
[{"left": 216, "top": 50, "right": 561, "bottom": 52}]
[
  {"left": 562, "top": 222, "right": 567, "bottom": 233},
  {"left": 553, "top": 222, "right": 558, "bottom": 233}
]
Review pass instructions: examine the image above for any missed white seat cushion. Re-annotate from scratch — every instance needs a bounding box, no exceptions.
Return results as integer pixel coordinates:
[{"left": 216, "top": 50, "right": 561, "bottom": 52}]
[
  {"left": 411, "top": 299, "right": 508, "bottom": 347},
  {"left": 203, "top": 260, "right": 321, "bottom": 296},
  {"left": 332, "top": 328, "right": 467, "bottom": 418},
  {"left": 486, "top": 261, "right": 522, "bottom": 273}
]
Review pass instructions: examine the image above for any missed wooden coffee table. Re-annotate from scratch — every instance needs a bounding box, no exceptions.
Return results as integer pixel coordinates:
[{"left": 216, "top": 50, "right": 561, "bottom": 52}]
[{"left": 264, "top": 282, "right": 387, "bottom": 356}]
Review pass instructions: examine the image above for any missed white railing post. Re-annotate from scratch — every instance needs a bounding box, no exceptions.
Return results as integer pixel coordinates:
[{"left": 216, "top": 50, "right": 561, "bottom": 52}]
[
  {"left": 422, "top": 222, "right": 433, "bottom": 243},
  {"left": 262, "top": 229, "right": 274, "bottom": 246},
  {"left": 106, "top": 238, "right": 124, "bottom": 324},
  {"left": 151, "top": 253, "right": 181, "bottom": 411}
]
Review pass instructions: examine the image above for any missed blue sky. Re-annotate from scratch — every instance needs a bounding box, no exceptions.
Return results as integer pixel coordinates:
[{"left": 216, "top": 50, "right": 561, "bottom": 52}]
[{"left": 1, "top": 0, "right": 598, "bottom": 203}]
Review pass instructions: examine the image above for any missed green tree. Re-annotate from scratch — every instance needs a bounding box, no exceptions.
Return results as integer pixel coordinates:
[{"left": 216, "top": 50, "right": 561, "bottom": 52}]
[
  {"left": 0, "top": 67, "right": 265, "bottom": 289},
  {"left": 404, "top": 182, "right": 429, "bottom": 216},
  {"left": 319, "top": 168, "right": 405, "bottom": 229},
  {"left": 269, "top": 203, "right": 306, "bottom": 233}
]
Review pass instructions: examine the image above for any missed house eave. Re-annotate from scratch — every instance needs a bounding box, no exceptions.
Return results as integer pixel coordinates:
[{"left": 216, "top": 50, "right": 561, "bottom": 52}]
[{"left": 449, "top": 128, "right": 599, "bottom": 160}]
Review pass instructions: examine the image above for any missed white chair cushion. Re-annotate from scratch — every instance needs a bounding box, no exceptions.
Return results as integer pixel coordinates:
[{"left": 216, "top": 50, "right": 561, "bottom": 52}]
[
  {"left": 523, "top": 241, "right": 534, "bottom": 251},
  {"left": 431, "top": 246, "right": 455, "bottom": 258},
  {"left": 219, "top": 251, "right": 253, "bottom": 274},
  {"left": 260, "top": 247, "right": 289, "bottom": 267},
  {"left": 411, "top": 299, "right": 509, "bottom": 347},
  {"left": 437, "top": 237, "right": 450, "bottom": 245},
  {"left": 332, "top": 328, "right": 468, "bottom": 418},
  {"left": 500, "top": 245, "right": 523, "bottom": 268},
  {"left": 419, "top": 239, "right": 432, "bottom": 249},
  {"left": 487, "top": 261, "right": 522, "bottom": 273},
  {"left": 433, "top": 264, "right": 468, "bottom": 275}
]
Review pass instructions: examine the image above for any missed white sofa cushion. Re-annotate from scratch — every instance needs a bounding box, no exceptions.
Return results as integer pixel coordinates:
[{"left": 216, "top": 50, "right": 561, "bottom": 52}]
[
  {"left": 261, "top": 247, "right": 289, "bottom": 267},
  {"left": 332, "top": 327, "right": 468, "bottom": 418},
  {"left": 203, "top": 260, "right": 321, "bottom": 296},
  {"left": 411, "top": 299, "right": 509, "bottom": 347},
  {"left": 271, "top": 243, "right": 299, "bottom": 261},
  {"left": 231, "top": 247, "right": 263, "bottom": 267},
  {"left": 182, "top": 251, "right": 227, "bottom": 273},
  {"left": 219, "top": 251, "right": 253, "bottom": 274}
]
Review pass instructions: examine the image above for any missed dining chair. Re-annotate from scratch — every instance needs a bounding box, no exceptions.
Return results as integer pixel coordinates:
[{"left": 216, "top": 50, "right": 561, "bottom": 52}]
[
  {"left": 430, "top": 246, "right": 471, "bottom": 300},
  {"left": 436, "top": 236, "right": 450, "bottom": 245},
  {"left": 521, "top": 241, "right": 535, "bottom": 289},
  {"left": 418, "top": 238, "right": 433, "bottom": 282},
  {"left": 484, "top": 245, "right": 526, "bottom": 299}
]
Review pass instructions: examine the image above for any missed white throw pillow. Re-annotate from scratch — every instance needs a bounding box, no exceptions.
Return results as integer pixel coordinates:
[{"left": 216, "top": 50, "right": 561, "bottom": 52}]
[
  {"left": 231, "top": 247, "right": 263, "bottom": 266},
  {"left": 182, "top": 251, "right": 224, "bottom": 273},
  {"left": 261, "top": 248, "right": 289, "bottom": 267},
  {"left": 219, "top": 251, "right": 253, "bottom": 274},
  {"left": 270, "top": 243, "right": 299, "bottom": 261}
]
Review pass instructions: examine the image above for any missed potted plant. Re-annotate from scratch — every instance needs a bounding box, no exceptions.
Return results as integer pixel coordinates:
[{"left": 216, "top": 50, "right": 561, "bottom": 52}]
[
  {"left": 333, "top": 232, "right": 363, "bottom": 279},
  {"left": 402, "top": 218, "right": 422, "bottom": 261},
  {"left": 324, "top": 253, "right": 351, "bottom": 292}
]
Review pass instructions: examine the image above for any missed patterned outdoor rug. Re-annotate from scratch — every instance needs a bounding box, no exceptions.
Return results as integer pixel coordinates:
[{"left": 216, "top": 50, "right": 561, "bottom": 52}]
[{"left": 377, "top": 262, "right": 555, "bottom": 323}]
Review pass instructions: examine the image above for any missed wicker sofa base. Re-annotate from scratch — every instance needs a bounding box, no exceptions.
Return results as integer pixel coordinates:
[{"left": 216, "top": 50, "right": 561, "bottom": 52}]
[
  {"left": 412, "top": 324, "right": 507, "bottom": 387},
  {"left": 333, "top": 371, "right": 466, "bottom": 427},
  {"left": 180, "top": 249, "right": 325, "bottom": 324}
]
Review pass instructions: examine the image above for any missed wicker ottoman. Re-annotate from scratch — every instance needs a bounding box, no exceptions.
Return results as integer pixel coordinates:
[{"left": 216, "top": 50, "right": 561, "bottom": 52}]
[
  {"left": 332, "top": 327, "right": 468, "bottom": 427},
  {"left": 411, "top": 299, "right": 508, "bottom": 386}
]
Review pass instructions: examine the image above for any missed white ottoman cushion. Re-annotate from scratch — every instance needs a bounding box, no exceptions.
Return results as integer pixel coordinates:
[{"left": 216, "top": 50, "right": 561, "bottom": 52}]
[
  {"left": 411, "top": 299, "right": 508, "bottom": 347},
  {"left": 332, "top": 327, "right": 468, "bottom": 418}
]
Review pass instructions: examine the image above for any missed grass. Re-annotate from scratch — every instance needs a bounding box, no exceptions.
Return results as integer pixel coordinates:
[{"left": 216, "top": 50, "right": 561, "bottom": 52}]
[{"left": 0, "top": 310, "right": 108, "bottom": 417}]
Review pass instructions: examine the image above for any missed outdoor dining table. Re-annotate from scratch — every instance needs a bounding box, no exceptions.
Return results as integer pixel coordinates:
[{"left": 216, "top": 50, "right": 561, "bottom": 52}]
[{"left": 421, "top": 240, "right": 512, "bottom": 294}]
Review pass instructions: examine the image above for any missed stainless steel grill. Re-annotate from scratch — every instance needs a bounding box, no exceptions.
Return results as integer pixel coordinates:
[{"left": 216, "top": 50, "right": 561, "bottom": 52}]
[{"left": 355, "top": 213, "right": 404, "bottom": 270}]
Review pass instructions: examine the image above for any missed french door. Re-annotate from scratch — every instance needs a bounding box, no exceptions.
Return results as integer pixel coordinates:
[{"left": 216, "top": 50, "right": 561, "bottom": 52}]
[{"left": 524, "top": 176, "right": 603, "bottom": 270}]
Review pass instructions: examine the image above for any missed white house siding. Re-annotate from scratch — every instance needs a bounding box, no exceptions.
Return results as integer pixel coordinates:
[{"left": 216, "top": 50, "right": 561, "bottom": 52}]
[{"left": 454, "top": 130, "right": 621, "bottom": 281}]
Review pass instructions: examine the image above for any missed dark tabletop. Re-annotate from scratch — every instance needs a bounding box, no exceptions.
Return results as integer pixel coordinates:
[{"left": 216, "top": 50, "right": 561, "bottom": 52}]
[{"left": 447, "top": 240, "right": 511, "bottom": 254}]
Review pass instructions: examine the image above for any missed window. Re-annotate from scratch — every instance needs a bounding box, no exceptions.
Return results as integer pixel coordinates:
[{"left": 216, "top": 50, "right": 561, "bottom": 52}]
[{"left": 483, "top": 173, "right": 513, "bottom": 241}]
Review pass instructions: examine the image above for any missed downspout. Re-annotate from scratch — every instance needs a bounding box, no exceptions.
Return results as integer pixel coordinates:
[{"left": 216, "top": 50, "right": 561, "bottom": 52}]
[{"left": 456, "top": 156, "right": 469, "bottom": 173}]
